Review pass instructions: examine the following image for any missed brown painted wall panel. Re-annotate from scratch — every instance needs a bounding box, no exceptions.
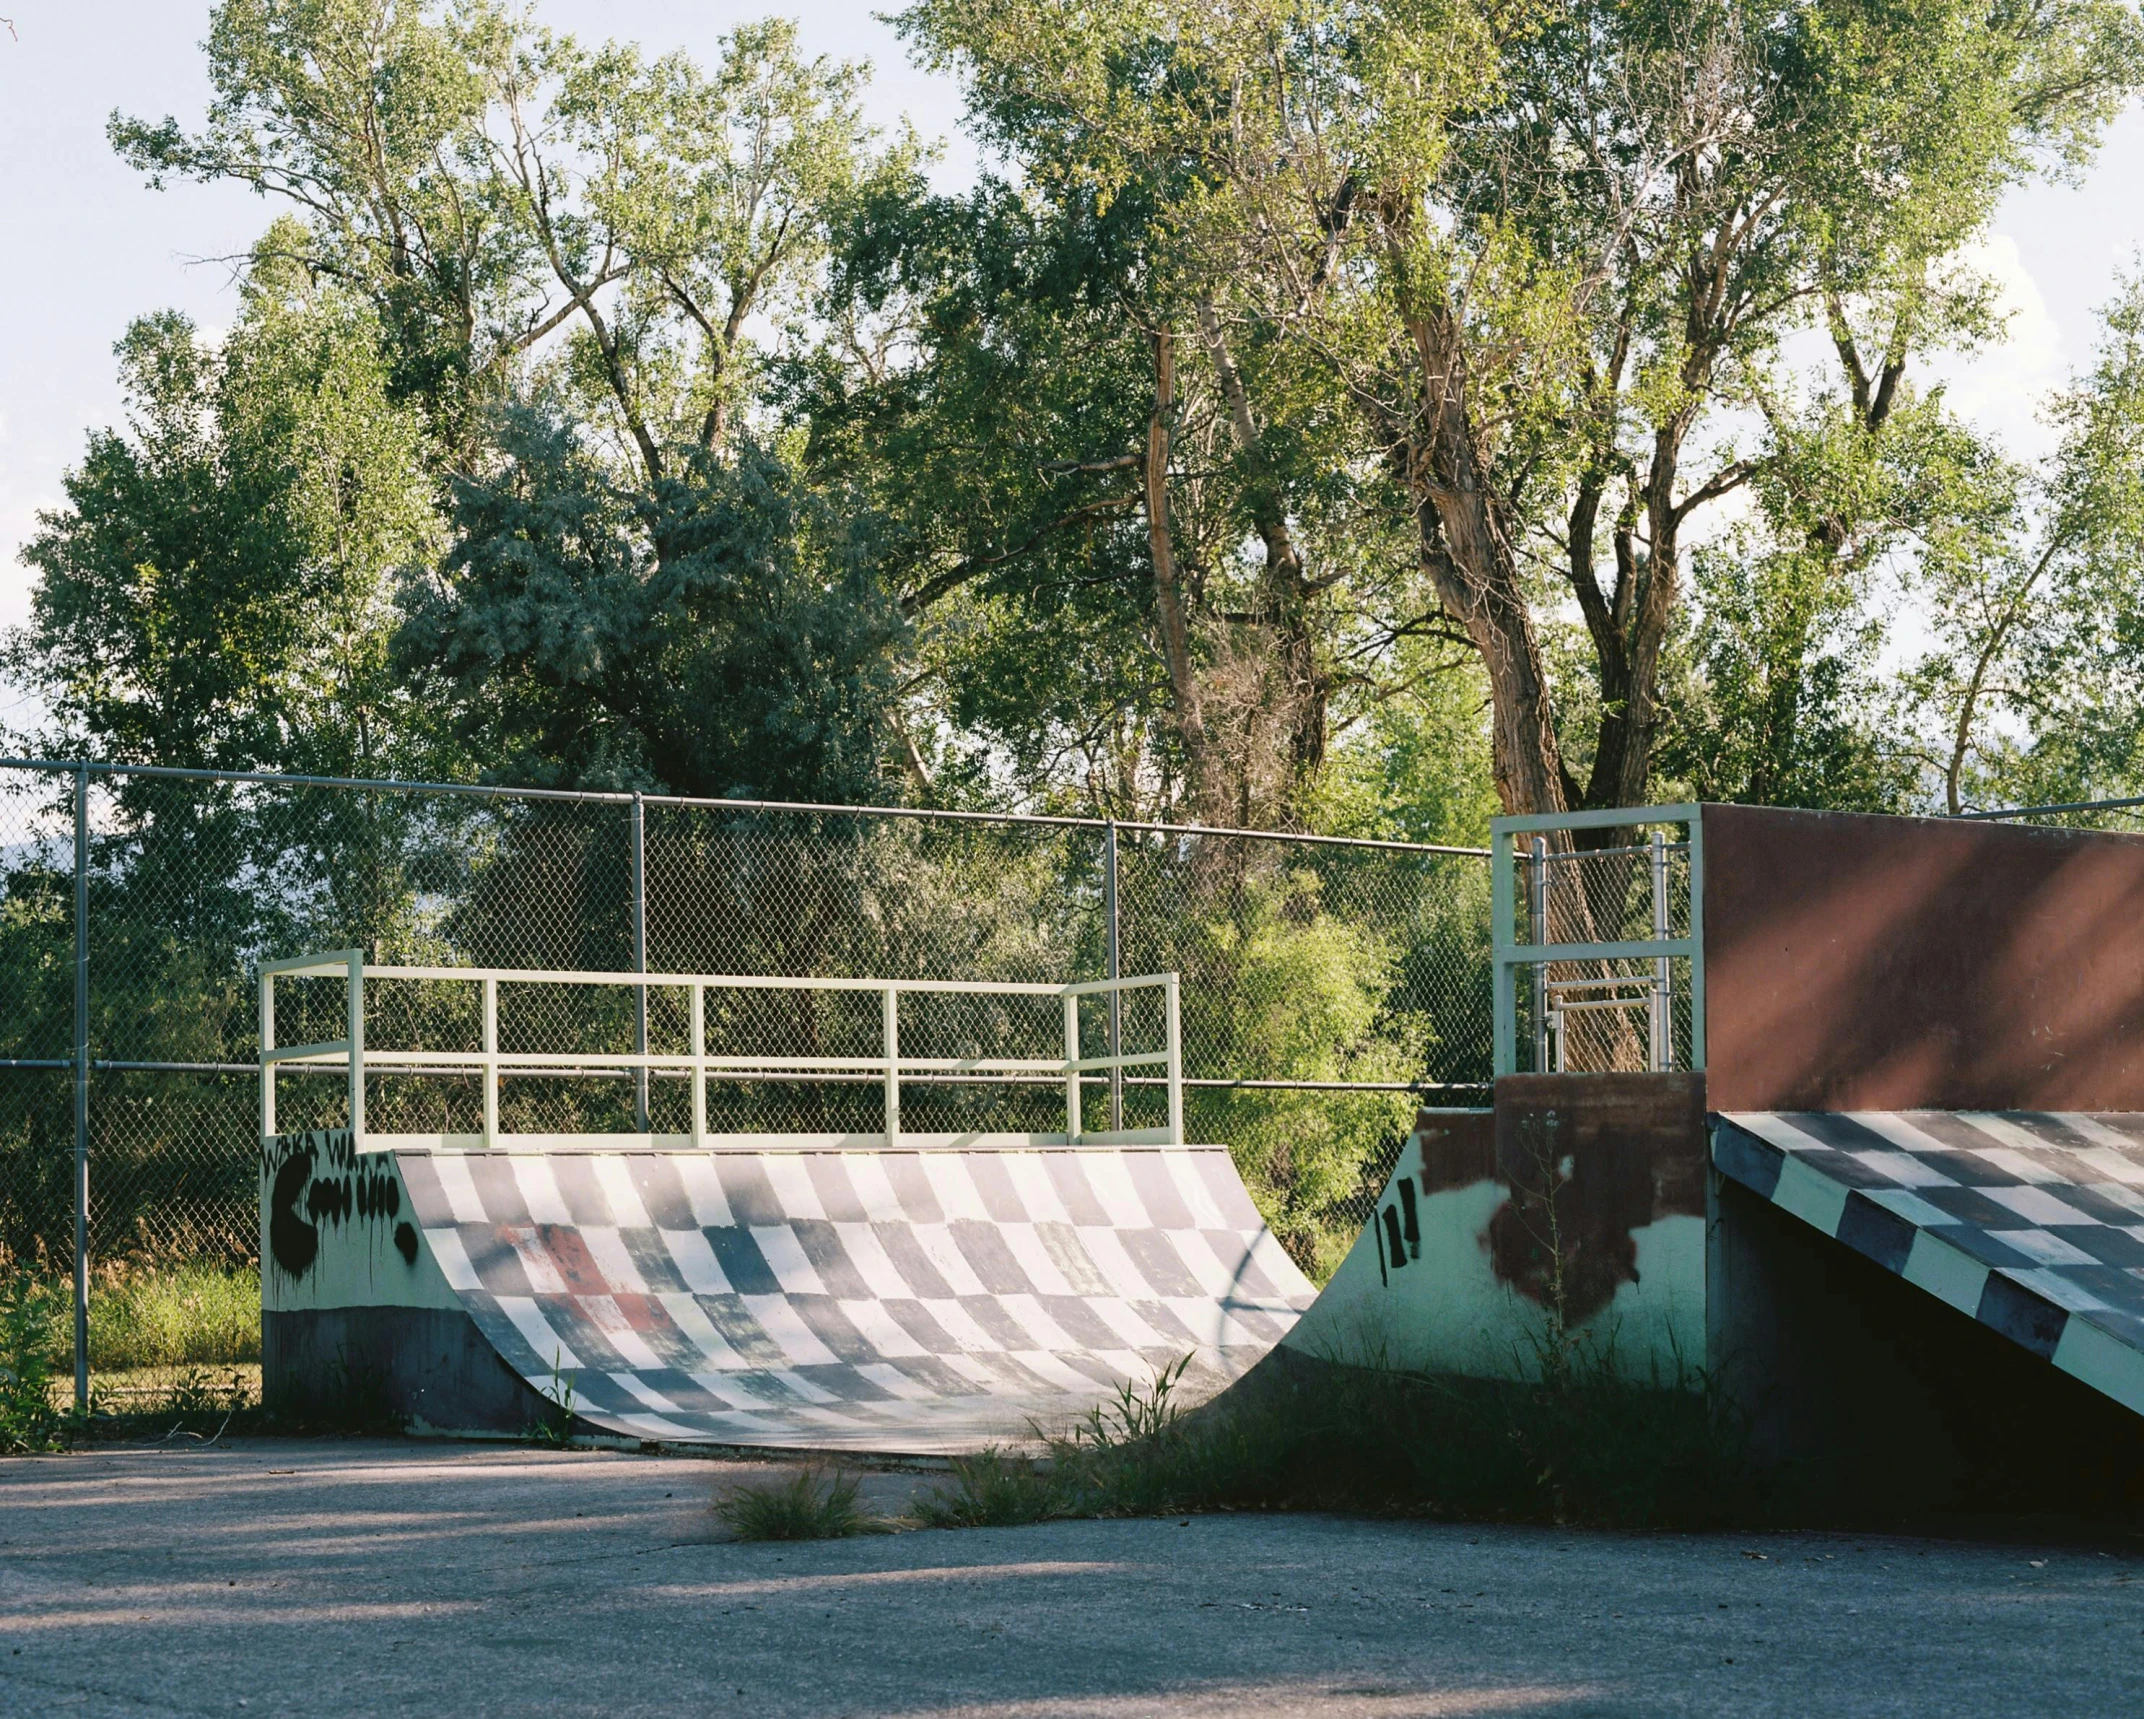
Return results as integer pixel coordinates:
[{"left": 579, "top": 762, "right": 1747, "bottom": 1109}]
[
  {"left": 1701, "top": 803, "right": 2144, "bottom": 1110},
  {"left": 1486, "top": 1073, "right": 1707, "bottom": 1323}
]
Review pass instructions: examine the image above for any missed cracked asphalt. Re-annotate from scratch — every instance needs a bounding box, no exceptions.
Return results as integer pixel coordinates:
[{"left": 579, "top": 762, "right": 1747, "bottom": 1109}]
[{"left": 1, "top": 1438, "right": 2140, "bottom": 1716}]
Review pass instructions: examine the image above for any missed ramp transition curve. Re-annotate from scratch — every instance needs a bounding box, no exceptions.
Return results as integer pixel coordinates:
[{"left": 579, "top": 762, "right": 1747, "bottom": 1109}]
[{"left": 382, "top": 1141, "right": 1315, "bottom": 1452}]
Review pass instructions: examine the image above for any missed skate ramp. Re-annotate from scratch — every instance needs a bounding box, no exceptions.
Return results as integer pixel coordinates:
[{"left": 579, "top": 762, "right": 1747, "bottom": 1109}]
[
  {"left": 1712, "top": 1110, "right": 2144, "bottom": 1417},
  {"left": 381, "top": 1140, "right": 1315, "bottom": 1453}
]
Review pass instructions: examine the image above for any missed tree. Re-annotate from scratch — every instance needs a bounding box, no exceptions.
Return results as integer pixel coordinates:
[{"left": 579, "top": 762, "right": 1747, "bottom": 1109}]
[
  {"left": 9, "top": 243, "right": 439, "bottom": 777},
  {"left": 394, "top": 407, "right": 903, "bottom": 801},
  {"left": 1898, "top": 280, "right": 2144, "bottom": 811},
  {"left": 905, "top": 0, "right": 2144, "bottom": 818},
  {"left": 116, "top": 2, "right": 917, "bottom": 800}
]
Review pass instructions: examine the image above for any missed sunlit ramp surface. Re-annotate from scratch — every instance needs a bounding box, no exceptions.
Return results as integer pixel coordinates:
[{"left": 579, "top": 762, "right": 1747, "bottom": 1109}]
[
  {"left": 394, "top": 1141, "right": 1312, "bottom": 1452},
  {"left": 1711, "top": 1111, "right": 2144, "bottom": 1417}
]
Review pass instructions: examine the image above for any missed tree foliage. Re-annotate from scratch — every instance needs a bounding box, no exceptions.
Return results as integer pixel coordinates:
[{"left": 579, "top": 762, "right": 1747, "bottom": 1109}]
[{"left": 10, "top": 0, "right": 2144, "bottom": 826}]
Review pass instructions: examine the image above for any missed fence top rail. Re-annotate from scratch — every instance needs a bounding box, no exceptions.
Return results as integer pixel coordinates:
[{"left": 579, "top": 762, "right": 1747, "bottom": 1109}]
[
  {"left": 264, "top": 960, "right": 1176, "bottom": 997},
  {"left": 0, "top": 755, "right": 1489, "bottom": 856},
  {"left": 1492, "top": 802, "right": 1700, "bottom": 838},
  {"left": 1956, "top": 793, "right": 2144, "bottom": 822}
]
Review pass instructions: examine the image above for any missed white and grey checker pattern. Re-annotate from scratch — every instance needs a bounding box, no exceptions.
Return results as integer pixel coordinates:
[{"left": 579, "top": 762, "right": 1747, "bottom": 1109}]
[
  {"left": 392, "top": 1143, "right": 1317, "bottom": 1454},
  {"left": 1713, "top": 1111, "right": 2144, "bottom": 1419}
]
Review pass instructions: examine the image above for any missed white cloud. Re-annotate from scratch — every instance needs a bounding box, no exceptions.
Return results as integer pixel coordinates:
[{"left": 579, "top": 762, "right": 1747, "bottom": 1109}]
[{"left": 1927, "top": 233, "right": 2066, "bottom": 459}]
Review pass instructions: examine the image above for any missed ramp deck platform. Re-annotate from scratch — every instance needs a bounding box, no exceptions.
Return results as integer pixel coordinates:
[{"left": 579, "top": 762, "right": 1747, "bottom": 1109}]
[{"left": 1712, "top": 1111, "right": 2144, "bottom": 1419}]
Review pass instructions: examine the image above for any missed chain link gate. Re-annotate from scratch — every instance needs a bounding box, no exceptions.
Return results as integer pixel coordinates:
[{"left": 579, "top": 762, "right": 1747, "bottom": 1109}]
[{"left": 0, "top": 760, "right": 1494, "bottom": 1413}]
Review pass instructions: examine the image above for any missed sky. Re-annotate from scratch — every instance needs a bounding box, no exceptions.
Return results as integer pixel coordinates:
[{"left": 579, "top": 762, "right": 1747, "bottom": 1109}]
[{"left": 0, "top": 0, "right": 2140, "bottom": 661}]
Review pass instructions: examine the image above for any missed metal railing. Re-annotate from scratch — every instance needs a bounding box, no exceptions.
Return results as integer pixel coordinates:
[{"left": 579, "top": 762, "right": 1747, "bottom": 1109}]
[
  {"left": 261, "top": 953, "right": 1186, "bottom": 1150},
  {"left": 1491, "top": 805, "right": 1705, "bottom": 1077}
]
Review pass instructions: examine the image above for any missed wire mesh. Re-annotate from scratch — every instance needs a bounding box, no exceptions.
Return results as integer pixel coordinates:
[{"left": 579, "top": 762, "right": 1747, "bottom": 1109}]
[
  {"left": 0, "top": 763, "right": 1497, "bottom": 1406},
  {"left": 1510, "top": 825, "right": 1695, "bottom": 1077},
  {"left": 1114, "top": 828, "right": 1492, "bottom": 1274}
]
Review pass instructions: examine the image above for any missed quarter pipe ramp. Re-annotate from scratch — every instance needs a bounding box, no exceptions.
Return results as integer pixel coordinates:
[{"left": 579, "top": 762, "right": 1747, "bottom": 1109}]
[{"left": 265, "top": 1131, "right": 1316, "bottom": 1452}]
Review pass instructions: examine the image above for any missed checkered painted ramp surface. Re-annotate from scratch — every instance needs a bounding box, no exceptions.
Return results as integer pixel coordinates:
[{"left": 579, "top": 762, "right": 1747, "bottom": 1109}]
[
  {"left": 394, "top": 1145, "right": 1316, "bottom": 1454},
  {"left": 1712, "top": 1112, "right": 2144, "bottom": 1419}
]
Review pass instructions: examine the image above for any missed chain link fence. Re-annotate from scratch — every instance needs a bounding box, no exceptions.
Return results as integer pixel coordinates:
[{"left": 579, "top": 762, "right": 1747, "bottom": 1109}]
[{"left": 0, "top": 761, "right": 1494, "bottom": 1410}]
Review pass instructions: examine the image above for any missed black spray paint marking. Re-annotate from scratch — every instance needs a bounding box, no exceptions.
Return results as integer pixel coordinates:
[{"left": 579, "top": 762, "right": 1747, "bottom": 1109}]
[
  {"left": 268, "top": 1141, "right": 319, "bottom": 1279},
  {"left": 263, "top": 1128, "right": 418, "bottom": 1282},
  {"left": 1375, "top": 1176, "right": 1423, "bottom": 1284}
]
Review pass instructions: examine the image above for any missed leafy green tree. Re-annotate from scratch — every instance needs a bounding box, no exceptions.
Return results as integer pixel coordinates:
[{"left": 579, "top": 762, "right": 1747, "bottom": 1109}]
[
  {"left": 10, "top": 245, "right": 440, "bottom": 777},
  {"left": 395, "top": 406, "right": 902, "bottom": 799},
  {"left": 1896, "top": 281, "right": 2144, "bottom": 811},
  {"left": 905, "top": 0, "right": 2144, "bottom": 818}
]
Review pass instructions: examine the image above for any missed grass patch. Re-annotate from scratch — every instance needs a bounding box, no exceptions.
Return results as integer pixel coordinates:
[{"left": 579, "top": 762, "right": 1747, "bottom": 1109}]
[
  {"left": 87, "top": 1261, "right": 259, "bottom": 1371},
  {"left": 915, "top": 1448, "right": 1064, "bottom": 1528},
  {"left": 714, "top": 1467, "right": 881, "bottom": 1540},
  {"left": 909, "top": 1351, "right": 1763, "bottom": 1533}
]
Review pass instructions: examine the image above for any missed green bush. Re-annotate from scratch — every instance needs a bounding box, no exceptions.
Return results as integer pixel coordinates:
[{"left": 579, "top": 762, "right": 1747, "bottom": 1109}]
[{"left": 0, "top": 1273, "right": 67, "bottom": 1452}]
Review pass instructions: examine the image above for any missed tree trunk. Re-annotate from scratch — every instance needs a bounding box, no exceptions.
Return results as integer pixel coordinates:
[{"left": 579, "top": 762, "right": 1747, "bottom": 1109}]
[
  {"left": 1145, "top": 329, "right": 1213, "bottom": 805},
  {"left": 1395, "top": 300, "right": 1570, "bottom": 817},
  {"left": 1194, "top": 301, "right": 1328, "bottom": 790}
]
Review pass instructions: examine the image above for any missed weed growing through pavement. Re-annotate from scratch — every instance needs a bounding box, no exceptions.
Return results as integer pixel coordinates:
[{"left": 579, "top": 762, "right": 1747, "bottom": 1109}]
[
  {"left": 715, "top": 1468, "right": 881, "bottom": 1540},
  {"left": 533, "top": 1356, "right": 578, "bottom": 1446},
  {"left": 915, "top": 1449, "right": 1063, "bottom": 1528}
]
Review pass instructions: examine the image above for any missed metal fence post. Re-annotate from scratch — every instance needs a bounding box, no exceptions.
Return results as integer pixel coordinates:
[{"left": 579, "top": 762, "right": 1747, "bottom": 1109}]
[
  {"left": 1103, "top": 820, "right": 1122, "bottom": 1132},
  {"left": 1650, "top": 829, "right": 1671, "bottom": 1072},
  {"left": 631, "top": 792, "right": 648, "bottom": 1132},
  {"left": 71, "top": 763, "right": 89, "bottom": 1416}
]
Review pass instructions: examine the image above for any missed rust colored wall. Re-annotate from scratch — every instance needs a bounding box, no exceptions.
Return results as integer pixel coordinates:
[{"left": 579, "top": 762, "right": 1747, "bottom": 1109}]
[{"left": 1701, "top": 804, "right": 2144, "bottom": 1110}]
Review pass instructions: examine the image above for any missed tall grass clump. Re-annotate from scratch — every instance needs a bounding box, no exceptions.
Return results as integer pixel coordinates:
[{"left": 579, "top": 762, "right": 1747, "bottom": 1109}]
[
  {"left": 915, "top": 1448, "right": 1065, "bottom": 1528},
  {"left": 88, "top": 1259, "right": 259, "bottom": 1371},
  {"left": 714, "top": 1467, "right": 880, "bottom": 1540}
]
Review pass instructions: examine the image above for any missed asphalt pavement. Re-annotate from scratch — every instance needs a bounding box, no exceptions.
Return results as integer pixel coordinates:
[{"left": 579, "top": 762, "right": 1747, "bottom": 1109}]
[{"left": 1, "top": 1438, "right": 2139, "bottom": 1716}]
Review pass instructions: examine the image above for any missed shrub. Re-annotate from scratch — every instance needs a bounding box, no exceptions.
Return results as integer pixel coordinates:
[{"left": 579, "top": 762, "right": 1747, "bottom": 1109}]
[{"left": 0, "top": 1272, "right": 68, "bottom": 1453}]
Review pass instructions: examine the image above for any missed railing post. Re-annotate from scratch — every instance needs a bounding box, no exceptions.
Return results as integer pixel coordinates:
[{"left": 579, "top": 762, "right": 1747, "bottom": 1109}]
[
  {"left": 1689, "top": 809, "right": 1707, "bottom": 1071},
  {"left": 631, "top": 792, "right": 649, "bottom": 1132},
  {"left": 1163, "top": 973, "right": 1183, "bottom": 1146},
  {"left": 881, "top": 986, "right": 900, "bottom": 1149},
  {"left": 1650, "top": 829, "right": 1671, "bottom": 1072},
  {"left": 72, "top": 763, "right": 89, "bottom": 1416},
  {"left": 1063, "top": 990, "right": 1082, "bottom": 1144},
  {"left": 1104, "top": 820, "right": 1122, "bottom": 1132},
  {"left": 690, "top": 980, "right": 706, "bottom": 1146},
  {"left": 1491, "top": 827, "right": 1515, "bottom": 1078},
  {"left": 1530, "top": 836, "right": 1550, "bottom": 1076},
  {"left": 259, "top": 971, "right": 276, "bottom": 1141},
  {"left": 482, "top": 975, "right": 498, "bottom": 1145},
  {"left": 347, "top": 951, "right": 365, "bottom": 1144}
]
